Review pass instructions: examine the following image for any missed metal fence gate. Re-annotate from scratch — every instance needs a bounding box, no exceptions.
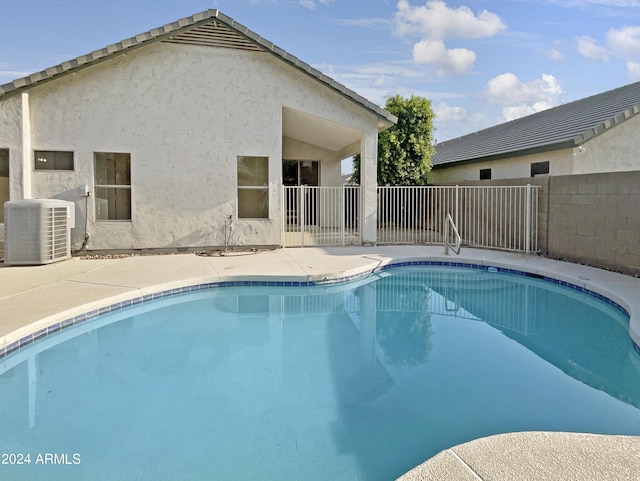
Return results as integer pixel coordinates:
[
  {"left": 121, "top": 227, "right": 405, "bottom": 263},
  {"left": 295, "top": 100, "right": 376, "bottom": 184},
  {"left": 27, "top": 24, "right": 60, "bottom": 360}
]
[
  {"left": 282, "top": 186, "right": 361, "bottom": 247},
  {"left": 282, "top": 184, "right": 539, "bottom": 252}
]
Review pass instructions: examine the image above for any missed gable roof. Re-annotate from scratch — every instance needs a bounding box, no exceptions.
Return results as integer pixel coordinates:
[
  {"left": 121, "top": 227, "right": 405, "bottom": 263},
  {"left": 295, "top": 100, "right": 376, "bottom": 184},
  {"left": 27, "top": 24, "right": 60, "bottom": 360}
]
[
  {"left": 0, "top": 9, "right": 396, "bottom": 127},
  {"left": 432, "top": 81, "right": 640, "bottom": 167}
]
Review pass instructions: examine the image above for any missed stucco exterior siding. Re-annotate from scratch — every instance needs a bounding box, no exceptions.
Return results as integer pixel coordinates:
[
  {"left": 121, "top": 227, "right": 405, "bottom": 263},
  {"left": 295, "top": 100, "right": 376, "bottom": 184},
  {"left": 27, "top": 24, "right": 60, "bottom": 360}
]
[
  {"left": 2, "top": 41, "right": 381, "bottom": 250},
  {"left": 0, "top": 96, "right": 24, "bottom": 199},
  {"left": 430, "top": 148, "right": 575, "bottom": 184},
  {"left": 573, "top": 114, "right": 640, "bottom": 174}
]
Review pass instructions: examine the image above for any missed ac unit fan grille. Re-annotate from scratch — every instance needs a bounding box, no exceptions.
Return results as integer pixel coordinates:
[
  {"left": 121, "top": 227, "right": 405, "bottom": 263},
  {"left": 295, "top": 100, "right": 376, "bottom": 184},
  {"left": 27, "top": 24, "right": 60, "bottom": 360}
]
[{"left": 44, "top": 207, "right": 71, "bottom": 261}]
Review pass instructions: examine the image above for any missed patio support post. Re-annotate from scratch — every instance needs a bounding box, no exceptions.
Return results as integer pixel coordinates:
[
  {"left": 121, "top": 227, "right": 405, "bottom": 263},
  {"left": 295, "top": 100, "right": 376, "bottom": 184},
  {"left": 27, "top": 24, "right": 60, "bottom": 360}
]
[
  {"left": 20, "top": 92, "right": 33, "bottom": 199},
  {"left": 525, "top": 184, "right": 532, "bottom": 253},
  {"left": 360, "top": 129, "right": 378, "bottom": 245}
]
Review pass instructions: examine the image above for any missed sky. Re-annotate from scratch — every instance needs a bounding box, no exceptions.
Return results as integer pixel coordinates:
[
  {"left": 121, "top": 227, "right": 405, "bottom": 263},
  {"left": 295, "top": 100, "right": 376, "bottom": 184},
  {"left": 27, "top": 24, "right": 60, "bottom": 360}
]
[{"left": 2, "top": 0, "right": 640, "bottom": 146}]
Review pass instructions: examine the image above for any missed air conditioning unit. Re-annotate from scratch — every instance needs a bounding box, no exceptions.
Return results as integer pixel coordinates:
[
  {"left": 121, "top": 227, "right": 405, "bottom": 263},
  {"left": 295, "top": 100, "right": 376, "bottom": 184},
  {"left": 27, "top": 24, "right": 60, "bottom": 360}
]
[{"left": 4, "top": 199, "right": 75, "bottom": 266}]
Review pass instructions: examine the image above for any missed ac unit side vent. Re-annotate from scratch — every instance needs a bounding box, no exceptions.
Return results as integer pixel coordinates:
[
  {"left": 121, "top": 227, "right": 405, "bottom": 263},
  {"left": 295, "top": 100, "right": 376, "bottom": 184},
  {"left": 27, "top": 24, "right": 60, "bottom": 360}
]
[{"left": 4, "top": 199, "right": 74, "bottom": 266}]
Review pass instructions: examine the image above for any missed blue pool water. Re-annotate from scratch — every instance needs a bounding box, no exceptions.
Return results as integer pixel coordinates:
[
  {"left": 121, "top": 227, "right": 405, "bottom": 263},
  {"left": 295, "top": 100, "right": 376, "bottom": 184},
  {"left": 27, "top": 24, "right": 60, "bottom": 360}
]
[{"left": 1, "top": 266, "right": 640, "bottom": 481}]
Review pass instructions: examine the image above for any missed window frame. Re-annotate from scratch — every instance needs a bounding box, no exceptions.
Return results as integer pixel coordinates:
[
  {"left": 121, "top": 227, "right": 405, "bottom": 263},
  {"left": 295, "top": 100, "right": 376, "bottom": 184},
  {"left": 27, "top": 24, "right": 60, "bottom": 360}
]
[
  {"left": 283, "top": 160, "right": 320, "bottom": 187},
  {"left": 34, "top": 150, "right": 75, "bottom": 171},
  {"left": 479, "top": 168, "right": 492, "bottom": 180},
  {"left": 237, "top": 156, "right": 269, "bottom": 219},
  {"left": 530, "top": 161, "right": 549, "bottom": 177},
  {"left": 94, "top": 152, "right": 132, "bottom": 222}
]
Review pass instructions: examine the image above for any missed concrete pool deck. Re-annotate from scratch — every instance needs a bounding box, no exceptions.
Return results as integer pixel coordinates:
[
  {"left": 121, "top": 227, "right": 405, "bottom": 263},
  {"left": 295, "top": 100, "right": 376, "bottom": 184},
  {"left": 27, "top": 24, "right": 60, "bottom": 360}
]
[{"left": 1, "top": 245, "right": 639, "bottom": 480}]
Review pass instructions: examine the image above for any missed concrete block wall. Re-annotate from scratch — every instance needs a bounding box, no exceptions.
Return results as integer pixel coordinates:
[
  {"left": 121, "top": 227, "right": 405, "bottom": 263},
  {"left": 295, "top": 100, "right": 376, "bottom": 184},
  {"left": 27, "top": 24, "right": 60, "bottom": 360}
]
[{"left": 546, "top": 171, "right": 640, "bottom": 276}]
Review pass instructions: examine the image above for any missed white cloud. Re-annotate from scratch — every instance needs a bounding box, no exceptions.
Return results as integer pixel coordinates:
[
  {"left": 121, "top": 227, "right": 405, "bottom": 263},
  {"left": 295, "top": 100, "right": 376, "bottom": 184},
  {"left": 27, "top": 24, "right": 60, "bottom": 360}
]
[
  {"left": 577, "top": 26, "right": 640, "bottom": 79},
  {"left": 626, "top": 60, "right": 640, "bottom": 79},
  {"left": 373, "top": 75, "right": 387, "bottom": 87},
  {"left": 547, "top": 47, "right": 564, "bottom": 61},
  {"left": 576, "top": 35, "right": 611, "bottom": 61},
  {"left": 607, "top": 25, "right": 640, "bottom": 58},
  {"left": 394, "top": 0, "right": 506, "bottom": 39},
  {"left": 432, "top": 101, "right": 488, "bottom": 141},
  {"left": 536, "top": 0, "right": 640, "bottom": 9},
  {"left": 543, "top": 41, "right": 565, "bottom": 61},
  {"left": 312, "top": 59, "right": 434, "bottom": 106},
  {"left": 393, "top": 0, "right": 506, "bottom": 75},
  {"left": 413, "top": 39, "right": 476, "bottom": 75},
  {"left": 331, "top": 17, "right": 389, "bottom": 29},
  {"left": 565, "top": 0, "right": 640, "bottom": 6},
  {"left": 299, "top": 0, "right": 330, "bottom": 9},
  {"left": 501, "top": 104, "right": 546, "bottom": 121},
  {"left": 484, "top": 73, "right": 564, "bottom": 122},
  {"left": 434, "top": 102, "right": 468, "bottom": 121}
]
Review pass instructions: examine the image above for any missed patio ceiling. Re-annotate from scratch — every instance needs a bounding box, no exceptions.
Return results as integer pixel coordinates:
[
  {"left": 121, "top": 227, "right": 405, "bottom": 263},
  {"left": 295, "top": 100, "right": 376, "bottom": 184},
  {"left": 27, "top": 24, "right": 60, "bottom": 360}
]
[{"left": 282, "top": 107, "right": 363, "bottom": 156}]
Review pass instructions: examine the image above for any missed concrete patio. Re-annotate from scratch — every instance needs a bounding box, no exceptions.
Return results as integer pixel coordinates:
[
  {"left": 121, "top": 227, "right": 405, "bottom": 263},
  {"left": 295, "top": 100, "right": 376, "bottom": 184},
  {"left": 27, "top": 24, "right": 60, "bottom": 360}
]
[{"left": 1, "top": 245, "right": 639, "bottom": 480}]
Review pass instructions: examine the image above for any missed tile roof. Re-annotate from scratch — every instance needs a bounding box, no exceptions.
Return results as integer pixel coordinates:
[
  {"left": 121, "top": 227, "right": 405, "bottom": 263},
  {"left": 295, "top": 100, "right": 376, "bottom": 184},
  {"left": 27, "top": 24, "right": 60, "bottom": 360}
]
[
  {"left": 0, "top": 9, "right": 396, "bottom": 126},
  {"left": 432, "top": 81, "right": 640, "bottom": 167}
]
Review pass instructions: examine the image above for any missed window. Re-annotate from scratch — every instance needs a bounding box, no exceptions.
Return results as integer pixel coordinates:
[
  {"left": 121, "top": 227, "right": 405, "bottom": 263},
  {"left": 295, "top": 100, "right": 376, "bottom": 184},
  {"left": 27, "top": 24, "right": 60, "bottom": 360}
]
[
  {"left": 479, "top": 168, "right": 492, "bottom": 180},
  {"left": 94, "top": 152, "right": 131, "bottom": 221},
  {"left": 237, "top": 156, "right": 269, "bottom": 218},
  {"left": 0, "top": 149, "right": 8, "bottom": 223},
  {"left": 34, "top": 150, "right": 74, "bottom": 170},
  {"left": 283, "top": 160, "right": 319, "bottom": 186},
  {"left": 530, "top": 161, "right": 549, "bottom": 177}
]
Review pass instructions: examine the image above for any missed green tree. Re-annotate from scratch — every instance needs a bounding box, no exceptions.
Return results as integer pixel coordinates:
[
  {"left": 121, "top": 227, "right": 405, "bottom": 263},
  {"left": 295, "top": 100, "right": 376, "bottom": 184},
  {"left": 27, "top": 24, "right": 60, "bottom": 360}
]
[{"left": 351, "top": 95, "right": 435, "bottom": 185}]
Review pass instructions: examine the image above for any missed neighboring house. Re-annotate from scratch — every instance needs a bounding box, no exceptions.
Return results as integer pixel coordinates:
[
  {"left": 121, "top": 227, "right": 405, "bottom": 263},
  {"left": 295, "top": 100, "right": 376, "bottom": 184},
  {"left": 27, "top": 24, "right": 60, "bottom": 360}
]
[
  {"left": 0, "top": 10, "right": 395, "bottom": 251},
  {"left": 431, "top": 81, "right": 640, "bottom": 183}
]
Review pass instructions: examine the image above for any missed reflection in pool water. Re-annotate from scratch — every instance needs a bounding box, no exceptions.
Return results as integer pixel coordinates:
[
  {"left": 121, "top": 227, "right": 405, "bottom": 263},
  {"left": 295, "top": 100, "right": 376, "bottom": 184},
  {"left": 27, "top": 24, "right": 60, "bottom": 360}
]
[{"left": 1, "top": 267, "right": 639, "bottom": 481}]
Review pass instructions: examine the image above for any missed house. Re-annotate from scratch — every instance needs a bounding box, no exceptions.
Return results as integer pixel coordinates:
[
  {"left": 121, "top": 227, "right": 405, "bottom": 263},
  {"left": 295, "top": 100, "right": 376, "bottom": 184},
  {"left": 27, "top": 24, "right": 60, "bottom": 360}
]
[
  {"left": 0, "top": 10, "right": 395, "bottom": 251},
  {"left": 430, "top": 81, "right": 640, "bottom": 183}
]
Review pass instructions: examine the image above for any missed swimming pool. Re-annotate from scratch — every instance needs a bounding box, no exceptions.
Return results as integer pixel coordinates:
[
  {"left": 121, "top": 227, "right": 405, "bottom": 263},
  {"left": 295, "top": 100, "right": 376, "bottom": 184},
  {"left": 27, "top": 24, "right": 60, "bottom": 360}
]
[{"left": 1, "top": 265, "right": 640, "bottom": 481}]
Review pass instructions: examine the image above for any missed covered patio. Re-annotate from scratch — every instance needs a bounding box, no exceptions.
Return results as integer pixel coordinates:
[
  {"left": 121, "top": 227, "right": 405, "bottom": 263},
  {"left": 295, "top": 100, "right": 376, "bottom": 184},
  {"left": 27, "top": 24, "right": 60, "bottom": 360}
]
[{"left": 281, "top": 106, "right": 386, "bottom": 247}]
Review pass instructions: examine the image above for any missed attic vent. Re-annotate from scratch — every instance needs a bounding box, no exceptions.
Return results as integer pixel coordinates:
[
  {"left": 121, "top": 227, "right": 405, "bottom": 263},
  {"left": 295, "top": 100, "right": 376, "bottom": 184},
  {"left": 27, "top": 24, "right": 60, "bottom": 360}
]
[
  {"left": 163, "top": 22, "right": 262, "bottom": 51},
  {"left": 4, "top": 199, "right": 75, "bottom": 266}
]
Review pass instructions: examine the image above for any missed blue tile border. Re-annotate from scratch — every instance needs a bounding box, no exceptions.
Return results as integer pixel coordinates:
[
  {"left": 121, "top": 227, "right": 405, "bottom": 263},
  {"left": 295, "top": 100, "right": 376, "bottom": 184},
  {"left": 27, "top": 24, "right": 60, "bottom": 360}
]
[
  {"left": 378, "top": 261, "right": 630, "bottom": 317},
  {"left": 0, "top": 261, "right": 633, "bottom": 360}
]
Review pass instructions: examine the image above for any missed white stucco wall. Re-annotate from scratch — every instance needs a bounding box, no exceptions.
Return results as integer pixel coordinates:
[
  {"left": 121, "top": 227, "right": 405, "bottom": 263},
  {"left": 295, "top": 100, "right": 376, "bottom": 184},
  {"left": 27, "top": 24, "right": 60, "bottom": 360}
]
[
  {"left": 573, "top": 113, "right": 640, "bottom": 174},
  {"left": 2, "top": 42, "right": 381, "bottom": 250},
  {"left": 430, "top": 148, "right": 574, "bottom": 184},
  {"left": 0, "top": 96, "right": 24, "bottom": 201}
]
